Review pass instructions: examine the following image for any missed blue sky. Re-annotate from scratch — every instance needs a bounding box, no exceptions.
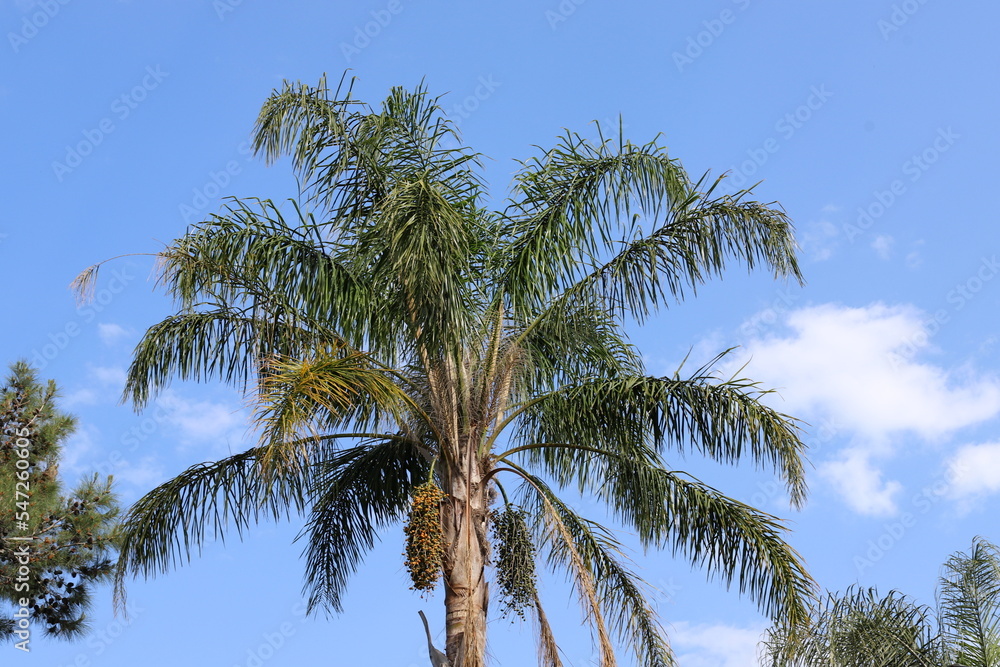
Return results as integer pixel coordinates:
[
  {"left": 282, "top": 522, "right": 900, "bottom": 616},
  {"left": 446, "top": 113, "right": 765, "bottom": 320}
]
[{"left": 3, "top": 1, "right": 999, "bottom": 664}]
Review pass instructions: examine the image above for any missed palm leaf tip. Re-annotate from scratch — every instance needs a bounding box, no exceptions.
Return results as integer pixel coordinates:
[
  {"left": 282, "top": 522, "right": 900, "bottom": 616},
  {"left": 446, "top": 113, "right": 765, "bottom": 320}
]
[{"left": 70, "top": 264, "right": 100, "bottom": 305}]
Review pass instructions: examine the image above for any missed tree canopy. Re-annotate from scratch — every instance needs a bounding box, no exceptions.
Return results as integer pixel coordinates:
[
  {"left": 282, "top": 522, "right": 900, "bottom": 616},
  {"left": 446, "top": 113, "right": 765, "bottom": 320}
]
[
  {"left": 761, "top": 536, "right": 1000, "bottom": 666},
  {"left": 0, "top": 361, "right": 119, "bottom": 646},
  {"left": 78, "top": 74, "right": 814, "bottom": 666}
]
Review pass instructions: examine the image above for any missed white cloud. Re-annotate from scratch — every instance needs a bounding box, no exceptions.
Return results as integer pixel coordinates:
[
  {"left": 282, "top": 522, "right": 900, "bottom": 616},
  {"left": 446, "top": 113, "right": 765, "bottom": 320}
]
[
  {"left": 732, "top": 303, "right": 1000, "bottom": 440},
  {"left": 60, "top": 428, "right": 97, "bottom": 477},
  {"left": 59, "top": 427, "right": 162, "bottom": 487},
  {"left": 90, "top": 365, "right": 128, "bottom": 387},
  {"left": 725, "top": 302, "right": 1000, "bottom": 516},
  {"left": 946, "top": 441, "right": 1000, "bottom": 499},
  {"left": 671, "top": 622, "right": 765, "bottom": 667},
  {"left": 110, "top": 456, "right": 165, "bottom": 492},
  {"left": 97, "top": 322, "right": 132, "bottom": 345},
  {"left": 905, "top": 240, "right": 926, "bottom": 269},
  {"left": 61, "top": 388, "right": 99, "bottom": 408},
  {"left": 820, "top": 448, "right": 902, "bottom": 516},
  {"left": 871, "top": 234, "right": 894, "bottom": 260},
  {"left": 154, "top": 391, "right": 249, "bottom": 454},
  {"left": 799, "top": 220, "right": 840, "bottom": 261}
]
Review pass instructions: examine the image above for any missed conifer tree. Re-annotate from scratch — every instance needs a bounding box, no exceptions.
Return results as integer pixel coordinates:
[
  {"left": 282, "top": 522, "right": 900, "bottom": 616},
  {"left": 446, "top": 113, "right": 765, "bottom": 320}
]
[{"left": 0, "top": 361, "right": 119, "bottom": 642}]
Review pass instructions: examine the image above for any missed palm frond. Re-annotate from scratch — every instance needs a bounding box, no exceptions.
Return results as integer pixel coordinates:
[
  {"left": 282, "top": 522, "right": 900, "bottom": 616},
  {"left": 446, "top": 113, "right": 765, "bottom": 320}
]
[
  {"left": 515, "top": 361, "right": 807, "bottom": 507},
  {"left": 501, "top": 126, "right": 689, "bottom": 314},
  {"left": 532, "top": 590, "right": 565, "bottom": 667},
  {"left": 507, "top": 443, "right": 814, "bottom": 635},
  {"left": 760, "top": 586, "right": 943, "bottom": 666},
  {"left": 69, "top": 253, "right": 156, "bottom": 306},
  {"left": 357, "top": 174, "right": 482, "bottom": 358},
  {"left": 561, "top": 175, "right": 802, "bottom": 324},
  {"left": 112, "top": 445, "right": 310, "bottom": 610},
  {"left": 938, "top": 536, "right": 1000, "bottom": 667},
  {"left": 514, "top": 470, "right": 673, "bottom": 667},
  {"left": 616, "top": 465, "right": 814, "bottom": 632},
  {"left": 252, "top": 72, "right": 360, "bottom": 173},
  {"left": 253, "top": 76, "right": 482, "bottom": 221},
  {"left": 513, "top": 291, "right": 643, "bottom": 395},
  {"left": 123, "top": 308, "right": 339, "bottom": 408},
  {"left": 302, "top": 439, "right": 427, "bottom": 613},
  {"left": 158, "top": 198, "right": 369, "bottom": 335},
  {"left": 252, "top": 351, "right": 424, "bottom": 470}
]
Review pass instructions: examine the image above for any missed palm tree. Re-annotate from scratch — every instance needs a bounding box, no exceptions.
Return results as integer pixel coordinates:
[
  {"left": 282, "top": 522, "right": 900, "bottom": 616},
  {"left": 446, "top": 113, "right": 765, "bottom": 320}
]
[
  {"left": 760, "top": 536, "right": 1000, "bottom": 667},
  {"left": 78, "top": 75, "right": 815, "bottom": 666},
  {"left": 939, "top": 537, "right": 1000, "bottom": 666},
  {"left": 760, "top": 586, "right": 945, "bottom": 666}
]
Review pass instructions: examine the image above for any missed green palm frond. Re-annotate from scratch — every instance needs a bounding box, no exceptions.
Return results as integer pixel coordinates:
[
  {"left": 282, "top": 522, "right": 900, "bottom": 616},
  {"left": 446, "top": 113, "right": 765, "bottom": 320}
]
[
  {"left": 253, "top": 75, "right": 482, "bottom": 222},
  {"left": 515, "top": 361, "right": 807, "bottom": 507},
  {"left": 761, "top": 586, "right": 943, "bottom": 666},
  {"left": 567, "top": 175, "right": 802, "bottom": 324},
  {"left": 615, "top": 465, "right": 813, "bottom": 631},
  {"left": 514, "top": 291, "right": 643, "bottom": 394},
  {"left": 252, "top": 72, "right": 360, "bottom": 175},
  {"left": 112, "top": 445, "right": 311, "bottom": 609},
  {"left": 357, "top": 174, "right": 481, "bottom": 357},
  {"left": 514, "top": 470, "right": 674, "bottom": 667},
  {"left": 500, "top": 127, "right": 800, "bottom": 323},
  {"left": 503, "top": 444, "right": 814, "bottom": 640},
  {"left": 159, "top": 198, "right": 368, "bottom": 332},
  {"left": 501, "top": 127, "right": 688, "bottom": 312},
  {"left": 939, "top": 536, "right": 1000, "bottom": 667},
  {"left": 123, "top": 308, "right": 340, "bottom": 408},
  {"left": 302, "top": 439, "right": 427, "bottom": 613},
  {"left": 251, "top": 351, "right": 428, "bottom": 470}
]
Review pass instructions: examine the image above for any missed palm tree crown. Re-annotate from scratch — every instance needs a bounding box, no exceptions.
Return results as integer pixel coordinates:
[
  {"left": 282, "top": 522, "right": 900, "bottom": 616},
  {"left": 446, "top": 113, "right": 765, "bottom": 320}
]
[
  {"left": 80, "top": 74, "right": 814, "bottom": 666},
  {"left": 761, "top": 536, "right": 1000, "bottom": 667}
]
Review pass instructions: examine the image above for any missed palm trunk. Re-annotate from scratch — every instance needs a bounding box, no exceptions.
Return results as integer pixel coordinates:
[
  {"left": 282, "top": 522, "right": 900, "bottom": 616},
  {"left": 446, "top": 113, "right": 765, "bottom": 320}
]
[{"left": 442, "top": 444, "right": 490, "bottom": 667}]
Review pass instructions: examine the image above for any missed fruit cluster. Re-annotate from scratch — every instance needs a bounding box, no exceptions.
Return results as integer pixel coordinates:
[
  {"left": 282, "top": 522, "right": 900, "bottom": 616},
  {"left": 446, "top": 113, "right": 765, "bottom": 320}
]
[
  {"left": 493, "top": 504, "right": 537, "bottom": 619},
  {"left": 403, "top": 481, "right": 447, "bottom": 593}
]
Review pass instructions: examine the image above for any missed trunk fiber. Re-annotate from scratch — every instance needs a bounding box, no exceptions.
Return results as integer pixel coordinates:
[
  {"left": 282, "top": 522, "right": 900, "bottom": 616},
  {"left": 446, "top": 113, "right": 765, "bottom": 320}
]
[{"left": 442, "top": 456, "right": 489, "bottom": 667}]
